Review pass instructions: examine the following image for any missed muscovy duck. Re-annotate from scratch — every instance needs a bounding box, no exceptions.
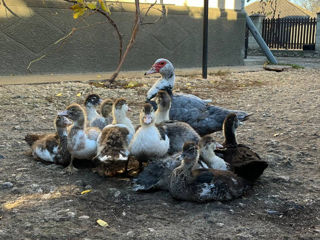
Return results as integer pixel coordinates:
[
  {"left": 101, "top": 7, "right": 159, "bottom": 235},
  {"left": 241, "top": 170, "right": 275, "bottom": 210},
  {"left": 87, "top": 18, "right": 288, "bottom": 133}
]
[
  {"left": 215, "top": 113, "right": 268, "bottom": 182},
  {"left": 145, "top": 58, "right": 250, "bottom": 136}
]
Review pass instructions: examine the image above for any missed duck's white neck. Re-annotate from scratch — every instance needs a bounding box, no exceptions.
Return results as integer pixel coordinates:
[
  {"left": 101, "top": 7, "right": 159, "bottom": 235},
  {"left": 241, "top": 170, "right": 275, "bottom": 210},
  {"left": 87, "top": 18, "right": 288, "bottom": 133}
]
[
  {"left": 155, "top": 106, "right": 170, "bottom": 124},
  {"left": 147, "top": 72, "right": 175, "bottom": 100},
  {"left": 200, "top": 147, "right": 216, "bottom": 162},
  {"left": 112, "top": 109, "right": 135, "bottom": 134},
  {"left": 86, "top": 106, "right": 99, "bottom": 123}
]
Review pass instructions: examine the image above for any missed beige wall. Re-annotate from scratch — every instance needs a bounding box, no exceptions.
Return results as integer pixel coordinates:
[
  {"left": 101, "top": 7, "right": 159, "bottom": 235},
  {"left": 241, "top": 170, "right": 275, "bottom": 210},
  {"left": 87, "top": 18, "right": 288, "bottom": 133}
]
[{"left": 0, "top": 0, "right": 246, "bottom": 75}]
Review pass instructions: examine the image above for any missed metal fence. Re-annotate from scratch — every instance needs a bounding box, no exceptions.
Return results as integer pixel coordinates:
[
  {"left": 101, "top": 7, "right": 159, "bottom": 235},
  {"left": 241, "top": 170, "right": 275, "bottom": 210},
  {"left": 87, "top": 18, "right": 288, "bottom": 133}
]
[{"left": 262, "top": 17, "right": 317, "bottom": 50}]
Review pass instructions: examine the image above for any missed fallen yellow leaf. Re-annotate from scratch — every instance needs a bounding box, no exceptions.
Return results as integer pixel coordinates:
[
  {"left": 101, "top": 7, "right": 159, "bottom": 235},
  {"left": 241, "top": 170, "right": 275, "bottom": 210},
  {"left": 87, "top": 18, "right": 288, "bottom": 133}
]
[
  {"left": 97, "top": 219, "right": 109, "bottom": 227},
  {"left": 76, "top": 93, "right": 82, "bottom": 97},
  {"left": 81, "top": 189, "right": 91, "bottom": 195},
  {"left": 56, "top": 93, "right": 63, "bottom": 97}
]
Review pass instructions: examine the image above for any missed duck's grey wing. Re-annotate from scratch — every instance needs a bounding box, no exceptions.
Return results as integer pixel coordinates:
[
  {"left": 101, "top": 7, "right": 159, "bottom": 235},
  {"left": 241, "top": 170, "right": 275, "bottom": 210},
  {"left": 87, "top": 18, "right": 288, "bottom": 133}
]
[
  {"left": 91, "top": 117, "right": 107, "bottom": 130},
  {"left": 170, "top": 94, "right": 250, "bottom": 136},
  {"left": 158, "top": 121, "right": 200, "bottom": 154},
  {"left": 133, "top": 161, "right": 167, "bottom": 192}
]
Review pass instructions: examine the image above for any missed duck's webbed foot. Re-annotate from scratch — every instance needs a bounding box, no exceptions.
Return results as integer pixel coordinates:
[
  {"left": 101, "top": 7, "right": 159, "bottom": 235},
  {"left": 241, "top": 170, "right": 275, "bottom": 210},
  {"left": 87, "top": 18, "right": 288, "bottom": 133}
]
[{"left": 64, "top": 156, "right": 78, "bottom": 174}]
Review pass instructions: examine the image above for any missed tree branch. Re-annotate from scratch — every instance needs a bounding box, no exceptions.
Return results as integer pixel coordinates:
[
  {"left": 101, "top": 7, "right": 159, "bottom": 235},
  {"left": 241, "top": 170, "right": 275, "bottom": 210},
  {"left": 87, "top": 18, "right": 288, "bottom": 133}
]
[
  {"left": 106, "top": 0, "right": 141, "bottom": 83},
  {"left": 1, "top": 0, "right": 20, "bottom": 18}
]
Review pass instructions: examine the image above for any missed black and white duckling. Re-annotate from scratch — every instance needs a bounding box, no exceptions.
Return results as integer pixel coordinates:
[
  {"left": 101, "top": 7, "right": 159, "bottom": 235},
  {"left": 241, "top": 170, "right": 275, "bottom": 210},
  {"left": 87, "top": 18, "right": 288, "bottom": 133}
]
[
  {"left": 199, "top": 135, "right": 228, "bottom": 170},
  {"left": 59, "top": 103, "right": 101, "bottom": 173},
  {"left": 84, "top": 94, "right": 106, "bottom": 130},
  {"left": 145, "top": 58, "right": 250, "bottom": 136},
  {"left": 215, "top": 113, "right": 268, "bottom": 182},
  {"left": 30, "top": 115, "right": 72, "bottom": 166},
  {"left": 129, "top": 103, "right": 170, "bottom": 168},
  {"left": 99, "top": 98, "right": 113, "bottom": 126},
  {"left": 168, "top": 142, "right": 250, "bottom": 202}
]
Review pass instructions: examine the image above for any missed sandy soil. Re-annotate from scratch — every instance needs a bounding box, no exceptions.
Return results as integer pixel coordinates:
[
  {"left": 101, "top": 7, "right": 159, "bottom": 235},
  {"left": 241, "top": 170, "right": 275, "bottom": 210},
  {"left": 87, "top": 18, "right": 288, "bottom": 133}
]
[{"left": 0, "top": 65, "right": 319, "bottom": 239}]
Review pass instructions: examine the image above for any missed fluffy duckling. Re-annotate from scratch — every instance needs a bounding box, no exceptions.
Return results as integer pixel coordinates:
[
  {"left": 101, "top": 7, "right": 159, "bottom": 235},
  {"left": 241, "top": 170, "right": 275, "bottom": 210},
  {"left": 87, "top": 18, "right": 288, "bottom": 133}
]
[
  {"left": 129, "top": 103, "right": 170, "bottom": 167},
  {"left": 94, "top": 126, "right": 130, "bottom": 176},
  {"left": 199, "top": 135, "right": 228, "bottom": 170},
  {"left": 169, "top": 142, "right": 249, "bottom": 202},
  {"left": 215, "top": 113, "right": 268, "bottom": 182},
  {"left": 108, "top": 98, "right": 135, "bottom": 142},
  {"left": 59, "top": 103, "right": 101, "bottom": 173},
  {"left": 99, "top": 98, "right": 113, "bottom": 125},
  {"left": 154, "top": 90, "right": 200, "bottom": 154},
  {"left": 96, "top": 126, "right": 130, "bottom": 162},
  {"left": 84, "top": 94, "right": 106, "bottom": 130},
  {"left": 31, "top": 115, "right": 72, "bottom": 166}
]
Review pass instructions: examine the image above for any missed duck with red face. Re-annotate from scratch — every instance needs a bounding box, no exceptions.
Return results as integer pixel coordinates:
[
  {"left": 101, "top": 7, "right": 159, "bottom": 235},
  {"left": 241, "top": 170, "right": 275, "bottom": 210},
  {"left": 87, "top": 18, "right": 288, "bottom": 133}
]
[{"left": 144, "top": 58, "right": 250, "bottom": 136}]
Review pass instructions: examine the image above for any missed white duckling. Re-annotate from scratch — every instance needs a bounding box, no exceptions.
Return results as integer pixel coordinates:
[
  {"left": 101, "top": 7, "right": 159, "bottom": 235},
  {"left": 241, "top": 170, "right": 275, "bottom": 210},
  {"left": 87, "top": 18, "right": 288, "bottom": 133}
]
[
  {"left": 198, "top": 135, "right": 228, "bottom": 170},
  {"left": 30, "top": 115, "right": 72, "bottom": 166},
  {"left": 129, "top": 103, "right": 170, "bottom": 168},
  {"left": 59, "top": 103, "right": 101, "bottom": 173},
  {"left": 145, "top": 58, "right": 250, "bottom": 136}
]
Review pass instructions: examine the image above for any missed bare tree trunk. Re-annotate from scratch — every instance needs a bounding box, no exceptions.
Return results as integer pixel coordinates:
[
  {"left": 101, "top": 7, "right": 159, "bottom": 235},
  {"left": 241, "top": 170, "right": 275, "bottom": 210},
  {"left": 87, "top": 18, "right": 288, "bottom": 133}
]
[{"left": 106, "top": 0, "right": 141, "bottom": 84}]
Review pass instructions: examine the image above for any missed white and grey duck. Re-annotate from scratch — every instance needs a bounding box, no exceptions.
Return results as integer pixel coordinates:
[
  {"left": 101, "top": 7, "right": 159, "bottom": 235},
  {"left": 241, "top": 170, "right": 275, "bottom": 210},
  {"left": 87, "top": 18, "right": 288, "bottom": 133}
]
[
  {"left": 28, "top": 115, "right": 72, "bottom": 166},
  {"left": 133, "top": 135, "right": 229, "bottom": 192},
  {"left": 59, "top": 103, "right": 101, "bottom": 173},
  {"left": 168, "top": 142, "right": 250, "bottom": 202},
  {"left": 214, "top": 113, "right": 268, "bottom": 182},
  {"left": 84, "top": 94, "right": 108, "bottom": 130},
  {"left": 129, "top": 103, "right": 170, "bottom": 168},
  {"left": 154, "top": 90, "right": 200, "bottom": 154},
  {"left": 145, "top": 58, "right": 250, "bottom": 136}
]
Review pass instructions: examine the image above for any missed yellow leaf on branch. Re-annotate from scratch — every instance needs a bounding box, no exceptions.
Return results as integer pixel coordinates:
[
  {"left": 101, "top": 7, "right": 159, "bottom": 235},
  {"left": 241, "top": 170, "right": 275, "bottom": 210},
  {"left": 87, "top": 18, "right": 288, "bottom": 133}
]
[
  {"left": 73, "top": 8, "right": 87, "bottom": 19},
  {"left": 99, "top": 0, "right": 111, "bottom": 14},
  {"left": 86, "top": 2, "right": 97, "bottom": 10}
]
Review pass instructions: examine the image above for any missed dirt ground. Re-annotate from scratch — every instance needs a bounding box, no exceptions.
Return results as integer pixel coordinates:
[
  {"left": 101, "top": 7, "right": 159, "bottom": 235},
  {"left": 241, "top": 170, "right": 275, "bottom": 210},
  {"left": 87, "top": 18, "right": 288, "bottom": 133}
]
[{"left": 0, "top": 63, "right": 319, "bottom": 239}]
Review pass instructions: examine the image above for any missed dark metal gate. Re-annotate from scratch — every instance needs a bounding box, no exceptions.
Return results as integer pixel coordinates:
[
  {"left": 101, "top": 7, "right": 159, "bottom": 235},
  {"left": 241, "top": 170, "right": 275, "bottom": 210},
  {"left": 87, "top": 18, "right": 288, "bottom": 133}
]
[{"left": 262, "top": 17, "right": 317, "bottom": 50}]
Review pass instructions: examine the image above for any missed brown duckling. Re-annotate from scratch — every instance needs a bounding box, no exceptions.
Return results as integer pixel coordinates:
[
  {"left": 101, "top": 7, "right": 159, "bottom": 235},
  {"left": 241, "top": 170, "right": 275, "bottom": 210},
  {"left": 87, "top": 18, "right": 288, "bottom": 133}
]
[
  {"left": 169, "top": 142, "right": 250, "bottom": 202},
  {"left": 99, "top": 98, "right": 113, "bottom": 126},
  {"left": 94, "top": 126, "right": 130, "bottom": 176},
  {"left": 215, "top": 113, "right": 268, "bottom": 182},
  {"left": 59, "top": 103, "right": 101, "bottom": 173},
  {"left": 30, "top": 115, "right": 72, "bottom": 166}
]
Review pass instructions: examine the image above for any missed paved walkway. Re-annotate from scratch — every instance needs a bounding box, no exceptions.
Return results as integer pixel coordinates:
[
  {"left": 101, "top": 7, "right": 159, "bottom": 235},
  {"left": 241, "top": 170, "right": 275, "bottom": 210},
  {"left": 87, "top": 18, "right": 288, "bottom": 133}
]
[{"left": 0, "top": 56, "right": 318, "bottom": 85}]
